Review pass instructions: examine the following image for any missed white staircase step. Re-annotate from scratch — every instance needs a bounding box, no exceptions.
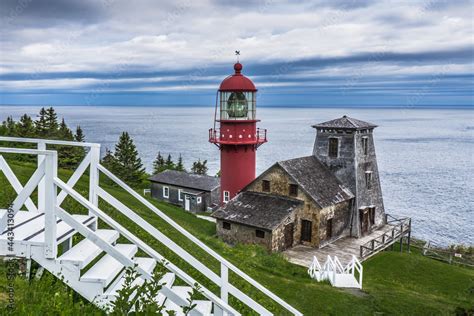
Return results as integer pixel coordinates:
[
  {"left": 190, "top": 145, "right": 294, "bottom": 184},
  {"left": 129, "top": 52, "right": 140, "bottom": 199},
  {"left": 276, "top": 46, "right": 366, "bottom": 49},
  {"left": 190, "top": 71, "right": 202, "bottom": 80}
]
[
  {"left": 334, "top": 273, "right": 360, "bottom": 288},
  {"left": 58, "top": 229, "right": 119, "bottom": 269},
  {"left": 81, "top": 244, "right": 138, "bottom": 287},
  {"left": 0, "top": 212, "right": 45, "bottom": 240},
  {"left": 164, "top": 286, "right": 212, "bottom": 316},
  {"left": 105, "top": 257, "right": 157, "bottom": 297},
  {"left": 26, "top": 214, "right": 95, "bottom": 244},
  {"left": 155, "top": 273, "right": 176, "bottom": 305}
]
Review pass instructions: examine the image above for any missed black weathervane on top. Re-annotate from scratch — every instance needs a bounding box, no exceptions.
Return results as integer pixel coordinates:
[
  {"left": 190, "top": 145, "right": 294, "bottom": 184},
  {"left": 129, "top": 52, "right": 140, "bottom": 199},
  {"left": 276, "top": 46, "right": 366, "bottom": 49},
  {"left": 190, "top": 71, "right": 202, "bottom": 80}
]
[{"left": 235, "top": 50, "right": 240, "bottom": 62}]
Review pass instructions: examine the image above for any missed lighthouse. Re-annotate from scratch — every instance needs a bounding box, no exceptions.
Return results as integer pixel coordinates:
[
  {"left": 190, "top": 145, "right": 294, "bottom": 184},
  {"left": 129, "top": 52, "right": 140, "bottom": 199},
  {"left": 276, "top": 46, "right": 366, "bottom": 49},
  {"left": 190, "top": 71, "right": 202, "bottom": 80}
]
[{"left": 209, "top": 62, "right": 267, "bottom": 204}]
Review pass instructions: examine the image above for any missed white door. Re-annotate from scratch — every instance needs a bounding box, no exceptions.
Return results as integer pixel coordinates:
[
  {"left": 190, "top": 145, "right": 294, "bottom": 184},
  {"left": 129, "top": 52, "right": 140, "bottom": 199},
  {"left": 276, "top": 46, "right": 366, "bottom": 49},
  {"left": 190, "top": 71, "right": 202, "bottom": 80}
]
[{"left": 185, "top": 196, "right": 190, "bottom": 211}]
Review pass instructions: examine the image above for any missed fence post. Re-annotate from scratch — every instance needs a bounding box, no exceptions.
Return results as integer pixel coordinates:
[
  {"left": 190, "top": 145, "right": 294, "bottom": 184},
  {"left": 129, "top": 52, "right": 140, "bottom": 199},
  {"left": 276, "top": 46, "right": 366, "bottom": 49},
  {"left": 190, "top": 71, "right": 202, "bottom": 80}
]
[
  {"left": 89, "top": 145, "right": 100, "bottom": 230},
  {"left": 221, "top": 263, "right": 229, "bottom": 301},
  {"left": 44, "top": 152, "right": 57, "bottom": 258},
  {"left": 37, "top": 141, "right": 46, "bottom": 213}
]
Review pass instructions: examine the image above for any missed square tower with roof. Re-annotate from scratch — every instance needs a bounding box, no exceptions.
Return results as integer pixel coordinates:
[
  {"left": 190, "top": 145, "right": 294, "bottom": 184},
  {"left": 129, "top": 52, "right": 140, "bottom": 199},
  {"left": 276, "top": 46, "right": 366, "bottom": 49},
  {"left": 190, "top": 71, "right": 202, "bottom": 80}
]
[{"left": 312, "top": 115, "right": 385, "bottom": 237}]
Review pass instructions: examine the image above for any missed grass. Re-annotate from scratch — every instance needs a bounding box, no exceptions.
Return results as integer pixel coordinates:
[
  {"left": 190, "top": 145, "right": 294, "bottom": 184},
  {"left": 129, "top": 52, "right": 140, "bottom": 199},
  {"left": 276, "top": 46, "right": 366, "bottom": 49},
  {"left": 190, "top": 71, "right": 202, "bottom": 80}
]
[{"left": 1, "top": 159, "right": 473, "bottom": 315}]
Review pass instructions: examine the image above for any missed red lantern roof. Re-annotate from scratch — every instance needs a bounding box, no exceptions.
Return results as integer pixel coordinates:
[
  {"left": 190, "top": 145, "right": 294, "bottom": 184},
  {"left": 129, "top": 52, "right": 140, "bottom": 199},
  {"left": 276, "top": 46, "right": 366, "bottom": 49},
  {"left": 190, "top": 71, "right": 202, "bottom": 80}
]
[{"left": 219, "top": 62, "right": 257, "bottom": 92}]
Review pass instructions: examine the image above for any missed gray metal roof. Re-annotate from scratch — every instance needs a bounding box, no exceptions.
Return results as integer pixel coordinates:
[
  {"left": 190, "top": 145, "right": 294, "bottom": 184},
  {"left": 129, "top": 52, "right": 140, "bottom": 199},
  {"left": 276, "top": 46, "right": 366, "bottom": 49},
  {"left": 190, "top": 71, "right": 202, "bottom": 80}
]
[
  {"left": 312, "top": 115, "right": 377, "bottom": 130},
  {"left": 212, "top": 191, "right": 302, "bottom": 230},
  {"left": 277, "top": 156, "right": 354, "bottom": 208},
  {"left": 149, "top": 170, "right": 220, "bottom": 192}
]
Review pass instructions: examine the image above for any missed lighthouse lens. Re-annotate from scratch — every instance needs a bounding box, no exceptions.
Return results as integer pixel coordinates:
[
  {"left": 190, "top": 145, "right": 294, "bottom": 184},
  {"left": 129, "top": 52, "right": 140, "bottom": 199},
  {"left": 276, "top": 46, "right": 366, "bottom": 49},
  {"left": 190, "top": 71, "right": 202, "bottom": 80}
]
[{"left": 227, "top": 92, "right": 248, "bottom": 118}]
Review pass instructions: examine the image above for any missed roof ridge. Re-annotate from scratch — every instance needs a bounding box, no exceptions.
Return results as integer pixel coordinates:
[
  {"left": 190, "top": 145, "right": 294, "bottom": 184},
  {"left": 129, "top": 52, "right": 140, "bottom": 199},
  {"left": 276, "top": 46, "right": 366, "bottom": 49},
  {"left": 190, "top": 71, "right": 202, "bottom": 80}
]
[{"left": 344, "top": 116, "right": 358, "bottom": 128}]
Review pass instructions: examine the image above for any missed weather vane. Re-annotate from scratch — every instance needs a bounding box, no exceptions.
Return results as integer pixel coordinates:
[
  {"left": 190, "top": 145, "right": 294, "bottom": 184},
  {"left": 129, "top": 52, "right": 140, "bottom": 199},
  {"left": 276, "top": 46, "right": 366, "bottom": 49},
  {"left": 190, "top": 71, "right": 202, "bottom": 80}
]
[{"left": 235, "top": 50, "right": 240, "bottom": 62}]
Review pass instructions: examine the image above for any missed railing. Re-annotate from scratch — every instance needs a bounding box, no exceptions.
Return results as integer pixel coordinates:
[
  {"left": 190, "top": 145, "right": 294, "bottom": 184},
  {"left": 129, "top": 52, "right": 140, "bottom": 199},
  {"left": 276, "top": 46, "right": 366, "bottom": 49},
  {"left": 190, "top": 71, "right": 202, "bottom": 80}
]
[
  {"left": 360, "top": 215, "right": 411, "bottom": 259},
  {"left": 344, "top": 256, "right": 363, "bottom": 289},
  {"left": 0, "top": 136, "right": 301, "bottom": 316},
  {"left": 209, "top": 127, "right": 267, "bottom": 146},
  {"left": 308, "top": 255, "right": 363, "bottom": 289}
]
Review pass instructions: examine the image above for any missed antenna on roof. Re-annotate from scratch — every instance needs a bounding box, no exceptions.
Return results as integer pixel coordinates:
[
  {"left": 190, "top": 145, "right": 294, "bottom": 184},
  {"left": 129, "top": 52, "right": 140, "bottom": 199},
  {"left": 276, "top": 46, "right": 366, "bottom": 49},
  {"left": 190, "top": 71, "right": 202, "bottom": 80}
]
[{"left": 235, "top": 50, "right": 240, "bottom": 62}]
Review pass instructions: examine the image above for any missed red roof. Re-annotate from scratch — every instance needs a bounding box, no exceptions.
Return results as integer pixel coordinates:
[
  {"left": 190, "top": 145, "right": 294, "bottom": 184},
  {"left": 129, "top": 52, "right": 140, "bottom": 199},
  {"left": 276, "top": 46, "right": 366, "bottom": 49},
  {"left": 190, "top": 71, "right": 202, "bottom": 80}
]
[{"left": 219, "top": 62, "right": 257, "bottom": 92}]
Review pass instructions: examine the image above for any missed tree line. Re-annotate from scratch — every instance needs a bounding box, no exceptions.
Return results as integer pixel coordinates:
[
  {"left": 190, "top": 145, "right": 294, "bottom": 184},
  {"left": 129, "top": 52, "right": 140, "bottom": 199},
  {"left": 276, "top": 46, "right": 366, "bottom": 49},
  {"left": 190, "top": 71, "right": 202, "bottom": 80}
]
[{"left": 1, "top": 107, "right": 212, "bottom": 188}]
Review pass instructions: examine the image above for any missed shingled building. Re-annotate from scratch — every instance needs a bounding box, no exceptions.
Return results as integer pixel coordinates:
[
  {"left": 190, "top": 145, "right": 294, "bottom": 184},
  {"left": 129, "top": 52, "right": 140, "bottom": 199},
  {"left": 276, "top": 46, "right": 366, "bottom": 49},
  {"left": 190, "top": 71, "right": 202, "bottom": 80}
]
[{"left": 213, "top": 116, "right": 386, "bottom": 252}]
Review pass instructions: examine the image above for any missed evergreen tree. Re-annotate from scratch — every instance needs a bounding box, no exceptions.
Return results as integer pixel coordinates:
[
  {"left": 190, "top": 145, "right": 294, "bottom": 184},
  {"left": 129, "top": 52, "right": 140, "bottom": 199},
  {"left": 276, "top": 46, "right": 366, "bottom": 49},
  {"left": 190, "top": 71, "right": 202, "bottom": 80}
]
[
  {"left": 101, "top": 148, "right": 117, "bottom": 170},
  {"left": 17, "top": 114, "right": 35, "bottom": 137},
  {"left": 74, "top": 126, "right": 85, "bottom": 142},
  {"left": 191, "top": 159, "right": 208, "bottom": 175},
  {"left": 165, "top": 154, "right": 175, "bottom": 170},
  {"left": 3, "top": 116, "right": 16, "bottom": 136},
  {"left": 113, "top": 132, "right": 145, "bottom": 186},
  {"left": 152, "top": 152, "right": 166, "bottom": 174},
  {"left": 44, "top": 106, "right": 58, "bottom": 137},
  {"left": 35, "top": 107, "right": 48, "bottom": 137},
  {"left": 175, "top": 154, "right": 185, "bottom": 172}
]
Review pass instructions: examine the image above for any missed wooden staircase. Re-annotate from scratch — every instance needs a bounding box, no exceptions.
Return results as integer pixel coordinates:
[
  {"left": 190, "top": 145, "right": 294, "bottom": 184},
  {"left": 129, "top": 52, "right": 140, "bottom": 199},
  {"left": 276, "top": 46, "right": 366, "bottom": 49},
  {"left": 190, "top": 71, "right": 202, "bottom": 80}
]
[
  {"left": 0, "top": 136, "right": 302, "bottom": 315},
  {"left": 308, "top": 255, "right": 363, "bottom": 289}
]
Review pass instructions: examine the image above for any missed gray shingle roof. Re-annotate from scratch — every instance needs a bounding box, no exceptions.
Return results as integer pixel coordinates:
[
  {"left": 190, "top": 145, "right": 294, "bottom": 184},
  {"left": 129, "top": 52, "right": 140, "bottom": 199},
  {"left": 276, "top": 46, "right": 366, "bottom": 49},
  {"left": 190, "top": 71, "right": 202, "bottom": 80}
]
[
  {"left": 278, "top": 156, "right": 354, "bottom": 208},
  {"left": 212, "top": 191, "right": 302, "bottom": 230},
  {"left": 312, "top": 115, "right": 377, "bottom": 130},
  {"left": 149, "top": 170, "right": 219, "bottom": 192}
]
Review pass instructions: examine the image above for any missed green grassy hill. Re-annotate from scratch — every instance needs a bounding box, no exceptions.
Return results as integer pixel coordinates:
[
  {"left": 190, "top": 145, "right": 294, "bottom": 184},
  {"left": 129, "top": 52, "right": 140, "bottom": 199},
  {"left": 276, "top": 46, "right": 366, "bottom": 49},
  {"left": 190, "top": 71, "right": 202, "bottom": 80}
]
[{"left": 1, "top": 160, "right": 473, "bottom": 315}]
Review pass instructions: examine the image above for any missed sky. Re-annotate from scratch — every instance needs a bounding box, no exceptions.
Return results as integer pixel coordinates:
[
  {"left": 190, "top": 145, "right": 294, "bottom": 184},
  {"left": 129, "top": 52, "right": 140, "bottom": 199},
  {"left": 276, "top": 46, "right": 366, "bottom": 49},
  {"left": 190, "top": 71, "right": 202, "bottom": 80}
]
[{"left": 0, "top": 0, "right": 473, "bottom": 107}]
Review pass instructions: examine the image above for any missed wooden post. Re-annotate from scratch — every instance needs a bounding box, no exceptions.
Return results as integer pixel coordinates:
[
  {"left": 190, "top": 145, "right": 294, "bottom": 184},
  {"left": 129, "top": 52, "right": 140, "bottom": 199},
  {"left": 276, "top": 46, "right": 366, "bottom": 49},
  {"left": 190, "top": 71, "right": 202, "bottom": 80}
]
[
  {"left": 399, "top": 236, "right": 403, "bottom": 252},
  {"left": 37, "top": 141, "right": 46, "bottom": 213},
  {"left": 44, "top": 152, "right": 57, "bottom": 258},
  {"left": 88, "top": 145, "right": 100, "bottom": 230},
  {"left": 220, "top": 263, "right": 229, "bottom": 316}
]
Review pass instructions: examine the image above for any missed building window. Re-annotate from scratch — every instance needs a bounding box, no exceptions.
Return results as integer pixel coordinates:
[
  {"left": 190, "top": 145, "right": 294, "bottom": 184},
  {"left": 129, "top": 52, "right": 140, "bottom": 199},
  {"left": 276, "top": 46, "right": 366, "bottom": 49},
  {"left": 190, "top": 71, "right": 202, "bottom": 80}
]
[
  {"left": 163, "top": 186, "right": 169, "bottom": 198},
  {"left": 223, "top": 221, "right": 231, "bottom": 230},
  {"left": 369, "top": 207, "right": 375, "bottom": 225},
  {"left": 362, "top": 137, "right": 369, "bottom": 156},
  {"left": 301, "top": 220, "right": 312, "bottom": 242},
  {"left": 256, "top": 229, "right": 265, "bottom": 238},
  {"left": 262, "top": 180, "right": 270, "bottom": 192},
  {"left": 326, "top": 218, "right": 333, "bottom": 239},
  {"left": 197, "top": 197, "right": 202, "bottom": 204},
  {"left": 328, "top": 138, "right": 338, "bottom": 158},
  {"left": 365, "top": 171, "right": 373, "bottom": 189},
  {"left": 223, "top": 191, "right": 230, "bottom": 203},
  {"left": 289, "top": 184, "right": 298, "bottom": 197},
  {"left": 178, "top": 189, "right": 183, "bottom": 201}
]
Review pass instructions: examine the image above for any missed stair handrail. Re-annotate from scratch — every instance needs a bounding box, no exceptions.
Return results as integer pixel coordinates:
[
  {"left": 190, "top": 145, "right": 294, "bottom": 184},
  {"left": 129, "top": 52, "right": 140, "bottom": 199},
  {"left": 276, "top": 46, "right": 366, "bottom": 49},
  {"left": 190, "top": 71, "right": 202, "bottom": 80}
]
[{"left": 308, "top": 256, "right": 322, "bottom": 280}]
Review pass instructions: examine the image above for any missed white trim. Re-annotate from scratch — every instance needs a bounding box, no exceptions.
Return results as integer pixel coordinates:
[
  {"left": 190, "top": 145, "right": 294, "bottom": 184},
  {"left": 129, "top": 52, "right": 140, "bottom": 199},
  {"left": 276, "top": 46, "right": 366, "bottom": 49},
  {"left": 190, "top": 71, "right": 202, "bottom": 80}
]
[
  {"left": 223, "top": 191, "right": 230, "bottom": 203},
  {"left": 163, "top": 186, "right": 169, "bottom": 198},
  {"left": 178, "top": 189, "right": 183, "bottom": 201}
]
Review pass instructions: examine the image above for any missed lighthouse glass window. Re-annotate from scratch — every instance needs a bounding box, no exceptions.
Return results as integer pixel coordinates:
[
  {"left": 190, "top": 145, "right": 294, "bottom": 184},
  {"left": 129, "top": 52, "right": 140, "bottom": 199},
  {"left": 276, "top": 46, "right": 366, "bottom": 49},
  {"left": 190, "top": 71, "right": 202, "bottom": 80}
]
[{"left": 220, "top": 91, "right": 255, "bottom": 120}]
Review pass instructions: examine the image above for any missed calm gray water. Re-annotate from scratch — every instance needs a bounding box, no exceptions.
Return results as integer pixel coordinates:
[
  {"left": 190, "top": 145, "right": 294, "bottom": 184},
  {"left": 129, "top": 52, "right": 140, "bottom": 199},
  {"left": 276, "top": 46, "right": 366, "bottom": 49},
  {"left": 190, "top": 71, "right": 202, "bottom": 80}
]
[{"left": 1, "top": 105, "right": 473, "bottom": 246}]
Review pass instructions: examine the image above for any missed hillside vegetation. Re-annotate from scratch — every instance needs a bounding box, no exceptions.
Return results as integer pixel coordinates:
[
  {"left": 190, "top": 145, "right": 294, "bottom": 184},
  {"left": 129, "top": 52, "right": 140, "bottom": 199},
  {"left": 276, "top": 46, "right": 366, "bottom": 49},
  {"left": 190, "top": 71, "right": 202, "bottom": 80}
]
[{"left": 0, "top": 160, "right": 473, "bottom": 315}]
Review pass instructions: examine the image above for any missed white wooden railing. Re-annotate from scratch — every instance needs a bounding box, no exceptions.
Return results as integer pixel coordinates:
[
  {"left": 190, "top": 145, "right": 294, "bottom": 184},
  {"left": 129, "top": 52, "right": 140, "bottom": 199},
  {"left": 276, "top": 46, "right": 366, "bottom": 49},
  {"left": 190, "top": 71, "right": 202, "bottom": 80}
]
[
  {"left": 308, "top": 255, "right": 363, "bottom": 289},
  {"left": 0, "top": 136, "right": 302, "bottom": 315}
]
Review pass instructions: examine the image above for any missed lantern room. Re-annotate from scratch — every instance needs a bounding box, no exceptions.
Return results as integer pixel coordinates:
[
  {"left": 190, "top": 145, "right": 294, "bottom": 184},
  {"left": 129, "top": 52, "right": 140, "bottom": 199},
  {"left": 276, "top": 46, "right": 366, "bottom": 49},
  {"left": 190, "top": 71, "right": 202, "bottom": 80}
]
[{"left": 218, "top": 62, "right": 257, "bottom": 121}]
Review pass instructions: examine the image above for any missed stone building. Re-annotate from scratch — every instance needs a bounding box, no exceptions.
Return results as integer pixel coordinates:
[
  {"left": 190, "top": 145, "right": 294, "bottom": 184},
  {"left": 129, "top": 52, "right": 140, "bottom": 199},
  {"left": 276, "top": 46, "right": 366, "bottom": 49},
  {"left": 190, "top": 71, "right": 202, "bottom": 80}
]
[
  {"left": 149, "top": 170, "right": 220, "bottom": 213},
  {"left": 213, "top": 116, "right": 386, "bottom": 252}
]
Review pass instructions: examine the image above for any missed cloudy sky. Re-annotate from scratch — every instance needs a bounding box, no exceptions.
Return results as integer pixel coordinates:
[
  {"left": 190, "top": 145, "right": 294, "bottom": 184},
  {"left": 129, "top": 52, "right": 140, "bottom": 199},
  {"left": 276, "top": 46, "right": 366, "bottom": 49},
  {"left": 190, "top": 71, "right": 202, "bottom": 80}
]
[{"left": 0, "top": 0, "right": 473, "bottom": 106}]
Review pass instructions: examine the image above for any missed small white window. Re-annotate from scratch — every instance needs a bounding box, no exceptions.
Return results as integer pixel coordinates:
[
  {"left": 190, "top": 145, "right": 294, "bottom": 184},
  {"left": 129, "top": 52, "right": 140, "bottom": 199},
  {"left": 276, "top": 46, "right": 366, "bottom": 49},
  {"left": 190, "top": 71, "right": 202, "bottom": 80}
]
[
  {"left": 163, "top": 186, "right": 169, "bottom": 198},
  {"left": 178, "top": 189, "right": 183, "bottom": 201},
  {"left": 197, "top": 197, "right": 202, "bottom": 204},
  {"left": 223, "top": 191, "right": 230, "bottom": 203}
]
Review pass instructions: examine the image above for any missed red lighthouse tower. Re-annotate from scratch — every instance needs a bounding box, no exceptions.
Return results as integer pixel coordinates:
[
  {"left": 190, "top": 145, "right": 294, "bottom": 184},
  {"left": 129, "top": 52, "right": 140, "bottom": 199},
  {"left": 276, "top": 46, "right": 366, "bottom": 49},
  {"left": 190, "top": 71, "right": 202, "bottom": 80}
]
[{"left": 209, "top": 62, "right": 267, "bottom": 204}]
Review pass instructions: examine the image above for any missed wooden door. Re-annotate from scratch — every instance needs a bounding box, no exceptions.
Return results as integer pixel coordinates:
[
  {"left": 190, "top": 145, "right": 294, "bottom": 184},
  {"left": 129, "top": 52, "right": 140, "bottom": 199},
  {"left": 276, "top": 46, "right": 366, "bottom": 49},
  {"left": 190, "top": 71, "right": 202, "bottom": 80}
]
[
  {"left": 185, "top": 196, "right": 191, "bottom": 211},
  {"left": 359, "top": 209, "right": 368, "bottom": 235},
  {"left": 326, "top": 218, "right": 333, "bottom": 240},
  {"left": 301, "top": 220, "right": 312, "bottom": 242},
  {"left": 284, "top": 223, "right": 294, "bottom": 249}
]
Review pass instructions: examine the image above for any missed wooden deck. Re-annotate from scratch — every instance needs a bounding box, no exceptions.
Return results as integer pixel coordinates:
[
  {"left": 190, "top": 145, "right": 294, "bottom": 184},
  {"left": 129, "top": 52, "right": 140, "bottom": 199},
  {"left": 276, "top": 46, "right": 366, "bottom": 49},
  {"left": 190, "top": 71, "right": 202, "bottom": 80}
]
[{"left": 283, "top": 224, "right": 402, "bottom": 267}]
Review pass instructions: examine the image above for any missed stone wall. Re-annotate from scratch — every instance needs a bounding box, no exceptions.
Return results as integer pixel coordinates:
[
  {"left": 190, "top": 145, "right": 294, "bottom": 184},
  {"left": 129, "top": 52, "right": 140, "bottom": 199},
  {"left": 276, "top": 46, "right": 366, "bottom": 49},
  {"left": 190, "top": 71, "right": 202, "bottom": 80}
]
[{"left": 215, "top": 220, "right": 272, "bottom": 250}]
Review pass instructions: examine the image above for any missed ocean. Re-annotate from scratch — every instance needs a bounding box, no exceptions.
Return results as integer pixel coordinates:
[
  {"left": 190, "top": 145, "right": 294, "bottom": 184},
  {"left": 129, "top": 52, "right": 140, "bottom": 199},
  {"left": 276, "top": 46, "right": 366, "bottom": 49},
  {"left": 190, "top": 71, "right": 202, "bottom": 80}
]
[{"left": 1, "top": 105, "right": 473, "bottom": 246}]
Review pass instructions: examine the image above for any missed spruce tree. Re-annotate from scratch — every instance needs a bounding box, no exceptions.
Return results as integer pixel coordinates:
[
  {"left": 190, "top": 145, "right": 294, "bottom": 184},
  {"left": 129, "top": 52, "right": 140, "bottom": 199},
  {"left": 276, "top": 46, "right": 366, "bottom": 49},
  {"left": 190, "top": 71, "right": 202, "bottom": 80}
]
[
  {"left": 165, "top": 154, "right": 175, "bottom": 170},
  {"left": 35, "top": 107, "right": 48, "bottom": 137},
  {"left": 152, "top": 152, "right": 166, "bottom": 174},
  {"left": 113, "top": 132, "right": 145, "bottom": 186},
  {"left": 44, "top": 106, "right": 58, "bottom": 137},
  {"left": 17, "top": 114, "right": 35, "bottom": 137},
  {"left": 74, "top": 126, "right": 85, "bottom": 142},
  {"left": 176, "top": 154, "right": 185, "bottom": 172},
  {"left": 3, "top": 116, "right": 16, "bottom": 136},
  {"left": 191, "top": 159, "right": 208, "bottom": 175}
]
